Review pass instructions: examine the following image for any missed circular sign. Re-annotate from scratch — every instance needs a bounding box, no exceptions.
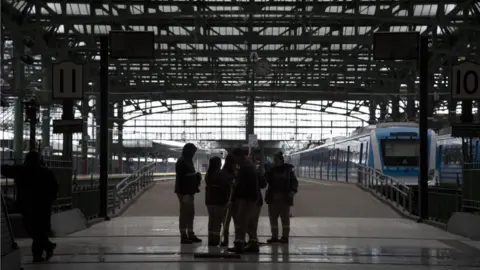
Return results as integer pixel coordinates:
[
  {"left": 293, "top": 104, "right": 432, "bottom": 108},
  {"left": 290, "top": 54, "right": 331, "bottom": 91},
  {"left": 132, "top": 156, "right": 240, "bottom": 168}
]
[{"left": 256, "top": 58, "right": 270, "bottom": 77}]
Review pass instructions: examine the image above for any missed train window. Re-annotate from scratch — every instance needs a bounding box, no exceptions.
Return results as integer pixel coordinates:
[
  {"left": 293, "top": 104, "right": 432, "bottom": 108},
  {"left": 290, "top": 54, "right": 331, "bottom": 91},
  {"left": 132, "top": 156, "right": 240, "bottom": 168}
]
[
  {"left": 381, "top": 139, "right": 419, "bottom": 166},
  {"left": 364, "top": 142, "right": 368, "bottom": 164},
  {"left": 442, "top": 145, "right": 462, "bottom": 165}
]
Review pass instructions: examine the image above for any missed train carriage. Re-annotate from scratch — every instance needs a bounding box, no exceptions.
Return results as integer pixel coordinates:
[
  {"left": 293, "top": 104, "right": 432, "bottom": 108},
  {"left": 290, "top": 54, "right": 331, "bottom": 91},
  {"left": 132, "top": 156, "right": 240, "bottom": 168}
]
[
  {"left": 436, "top": 131, "right": 480, "bottom": 185},
  {"left": 288, "top": 122, "right": 437, "bottom": 186}
]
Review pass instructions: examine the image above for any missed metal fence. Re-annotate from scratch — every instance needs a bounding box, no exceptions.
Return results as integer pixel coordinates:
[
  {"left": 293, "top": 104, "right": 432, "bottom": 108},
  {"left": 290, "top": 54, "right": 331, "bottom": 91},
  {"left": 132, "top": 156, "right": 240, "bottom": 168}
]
[
  {"left": 460, "top": 163, "right": 480, "bottom": 214},
  {"left": 355, "top": 163, "right": 478, "bottom": 224},
  {"left": 297, "top": 161, "right": 478, "bottom": 225},
  {"left": 1, "top": 154, "right": 157, "bottom": 221}
]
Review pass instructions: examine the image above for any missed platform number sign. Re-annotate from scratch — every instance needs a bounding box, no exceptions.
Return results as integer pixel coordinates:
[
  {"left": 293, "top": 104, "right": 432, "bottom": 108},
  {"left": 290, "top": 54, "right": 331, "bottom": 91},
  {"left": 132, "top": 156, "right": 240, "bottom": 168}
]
[
  {"left": 451, "top": 61, "right": 480, "bottom": 100},
  {"left": 52, "top": 61, "right": 84, "bottom": 100}
]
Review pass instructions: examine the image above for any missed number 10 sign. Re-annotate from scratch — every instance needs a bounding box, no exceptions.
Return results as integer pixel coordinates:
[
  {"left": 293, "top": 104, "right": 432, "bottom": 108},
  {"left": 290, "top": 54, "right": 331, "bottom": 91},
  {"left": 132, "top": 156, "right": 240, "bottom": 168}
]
[{"left": 451, "top": 61, "right": 480, "bottom": 100}]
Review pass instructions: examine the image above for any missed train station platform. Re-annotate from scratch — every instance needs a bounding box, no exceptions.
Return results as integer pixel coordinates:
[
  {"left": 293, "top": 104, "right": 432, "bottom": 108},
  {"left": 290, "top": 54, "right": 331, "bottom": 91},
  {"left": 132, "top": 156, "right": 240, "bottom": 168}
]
[{"left": 15, "top": 178, "right": 480, "bottom": 270}]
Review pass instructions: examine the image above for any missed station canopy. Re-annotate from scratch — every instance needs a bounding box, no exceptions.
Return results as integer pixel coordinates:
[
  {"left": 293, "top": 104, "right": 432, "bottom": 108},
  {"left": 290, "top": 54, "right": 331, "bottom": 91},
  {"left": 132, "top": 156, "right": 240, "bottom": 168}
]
[{"left": 1, "top": 0, "right": 479, "bottom": 117}]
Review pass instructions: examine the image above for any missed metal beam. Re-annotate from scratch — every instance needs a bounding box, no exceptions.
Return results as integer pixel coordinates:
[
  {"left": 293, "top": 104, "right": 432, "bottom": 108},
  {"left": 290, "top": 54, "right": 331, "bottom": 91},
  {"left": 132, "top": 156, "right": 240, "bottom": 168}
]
[{"left": 61, "top": 34, "right": 373, "bottom": 45}]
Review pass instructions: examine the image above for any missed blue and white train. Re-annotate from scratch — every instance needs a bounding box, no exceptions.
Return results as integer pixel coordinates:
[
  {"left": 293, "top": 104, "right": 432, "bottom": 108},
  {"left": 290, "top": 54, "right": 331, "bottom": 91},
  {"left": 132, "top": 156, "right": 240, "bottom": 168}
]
[
  {"left": 436, "top": 131, "right": 480, "bottom": 185},
  {"left": 288, "top": 122, "right": 437, "bottom": 186}
]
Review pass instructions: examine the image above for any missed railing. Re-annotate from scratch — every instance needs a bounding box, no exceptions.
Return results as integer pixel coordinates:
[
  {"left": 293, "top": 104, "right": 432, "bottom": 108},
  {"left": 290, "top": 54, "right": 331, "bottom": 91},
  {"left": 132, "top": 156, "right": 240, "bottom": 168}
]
[
  {"left": 109, "top": 162, "right": 157, "bottom": 215},
  {"left": 71, "top": 162, "right": 158, "bottom": 220},
  {"left": 356, "top": 164, "right": 413, "bottom": 215},
  {"left": 355, "top": 164, "right": 469, "bottom": 224},
  {"left": 460, "top": 163, "right": 480, "bottom": 214}
]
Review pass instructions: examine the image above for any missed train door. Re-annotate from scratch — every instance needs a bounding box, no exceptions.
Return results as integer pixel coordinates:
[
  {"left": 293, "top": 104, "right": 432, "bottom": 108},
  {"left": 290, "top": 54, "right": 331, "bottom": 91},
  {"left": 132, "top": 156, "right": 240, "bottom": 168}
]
[
  {"left": 319, "top": 152, "right": 323, "bottom": 180},
  {"left": 335, "top": 148, "right": 340, "bottom": 181},
  {"left": 475, "top": 141, "right": 479, "bottom": 162},
  {"left": 326, "top": 150, "right": 331, "bottom": 181},
  {"left": 358, "top": 143, "right": 364, "bottom": 184},
  {"left": 346, "top": 146, "right": 351, "bottom": 183},
  {"left": 364, "top": 142, "right": 369, "bottom": 166},
  {"left": 436, "top": 145, "right": 443, "bottom": 184}
]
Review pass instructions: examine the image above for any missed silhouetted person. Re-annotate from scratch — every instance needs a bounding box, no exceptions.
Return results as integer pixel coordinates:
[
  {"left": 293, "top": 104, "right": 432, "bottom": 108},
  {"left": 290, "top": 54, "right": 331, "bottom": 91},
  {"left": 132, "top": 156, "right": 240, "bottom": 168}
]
[
  {"left": 265, "top": 152, "right": 298, "bottom": 244},
  {"left": 219, "top": 154, "right": 236, "bottom": 247},
  {"left": 228, "top": 148, "right": 258, "bottom": 254},
  {"left": 1, "top": 151, "right": 58, "bottom": 262},
  {"left": 175, "top": 143, "right": 202, "bottom": 244},
  {"left": 205, "top": 156, "right": 231, "bottom": 246},
  {"left": 245, "top": 160, "right": 267, "bottom": 252}
]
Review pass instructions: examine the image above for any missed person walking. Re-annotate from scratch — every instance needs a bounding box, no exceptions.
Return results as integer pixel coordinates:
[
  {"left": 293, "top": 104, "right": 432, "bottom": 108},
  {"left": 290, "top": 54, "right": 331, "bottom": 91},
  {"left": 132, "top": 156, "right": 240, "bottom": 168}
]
[{"left": 1, "top": 151, "right": 58, "bottom": 262}]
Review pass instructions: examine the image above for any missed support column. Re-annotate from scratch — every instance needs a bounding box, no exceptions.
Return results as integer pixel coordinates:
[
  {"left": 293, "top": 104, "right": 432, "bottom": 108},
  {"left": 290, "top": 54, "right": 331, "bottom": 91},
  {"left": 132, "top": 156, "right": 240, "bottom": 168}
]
[
  {"left": 41, "top": 57, "right": 51, "bottom": 151},
  {"left": 448, "top": 99, "right": 457, "bottom": 123},
  {"left": 246, "top": 97, "right": 255, "bottom": 139},
  {"left": 117, "top": 102, "right": 124, "bottom": 173},
  {"left": 259, "top": 142, "right": 265, "bottom": 174},
  {"left": 476, "top": 102, "right": 480, "bottom": 122},
  {"left": 379, "top": 103, "right": 387, "bottom": 122},
  {"left": 108, "top": 103, "right": 114, "bottom": 173},
  {"left": 13, "top": 41, "right": 25, "bottom": 160},
  {"left": 95, "top": 98, "right": 101, "bottom": 174},
  {"left": 81, "top": 97, "right": 89, "bottom": 174},
  {"left": 391, "top": 97, "right": 400, "bottom": 121},
  {"left": 62, "top": 100, "right": 74, "bottom": 159},
  {"left": 41, "top": 109, "right": 50, "bottom": 149},
  {"left": 368, "top": 100, "right": 376, "bottom": 124},
  {"left": 406, "top": 80, "right": 416, "bottom": 120},
  {"left": 245, "top": 3, "right": 255, "bottom": 140}
]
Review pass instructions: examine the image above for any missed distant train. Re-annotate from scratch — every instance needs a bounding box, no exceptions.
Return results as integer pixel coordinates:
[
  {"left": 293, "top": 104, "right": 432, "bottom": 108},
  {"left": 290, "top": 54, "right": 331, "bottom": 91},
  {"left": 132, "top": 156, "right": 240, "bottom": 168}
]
[
  {"left": 436, "top": 132, "right": 480, "bottom": 185},
  {"left": 288, "top": 122, "right": 437, "bottom": 186}
]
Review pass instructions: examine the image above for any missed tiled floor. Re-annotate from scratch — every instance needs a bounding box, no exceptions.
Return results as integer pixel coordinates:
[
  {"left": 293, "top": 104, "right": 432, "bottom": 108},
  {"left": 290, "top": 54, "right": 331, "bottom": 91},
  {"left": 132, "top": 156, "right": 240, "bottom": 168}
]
[
  {"left": 17, "top": 179, "right": 480, "bottom": 269},
  {"left": 123, "top": 180, "right": 399, "bottom": 218},
  {"left": 18, "top": 216, "right": 480, "bottom": 269}
]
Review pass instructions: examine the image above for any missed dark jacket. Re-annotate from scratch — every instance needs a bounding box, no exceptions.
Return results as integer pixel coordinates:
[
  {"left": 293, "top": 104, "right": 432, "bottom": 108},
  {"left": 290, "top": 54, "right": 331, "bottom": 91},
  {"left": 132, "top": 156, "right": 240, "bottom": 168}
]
[
  {"left": 265, "top": 163, "right": 298, "bottom": 206},
  {"left": 1, "top": 163, "right": 58, "bottom": 215},
  {"left": 205, "top": 169, "right": 234, "bottom": 205},
  {"left": 175, "top": 143, "right": 201, "bottom": 195},
  {"left": 233, "top": 160, "right": 258, "bottom": 202},
  {"left": 256, "top": 170, "right": 267, "bottom": 206}
]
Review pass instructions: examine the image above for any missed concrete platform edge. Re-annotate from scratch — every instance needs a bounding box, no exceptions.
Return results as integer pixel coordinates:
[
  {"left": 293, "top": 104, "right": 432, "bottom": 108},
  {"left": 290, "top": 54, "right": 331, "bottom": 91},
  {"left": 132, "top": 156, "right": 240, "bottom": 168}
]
[
  {"left": 1, "top": 247, "right": 22, "bottom": 270},
  {"left": 447, "top": 212, "right": 480, "bottom": 240},
  {"left": 51, "top": 208, "right": 88, "bottom": 237}
]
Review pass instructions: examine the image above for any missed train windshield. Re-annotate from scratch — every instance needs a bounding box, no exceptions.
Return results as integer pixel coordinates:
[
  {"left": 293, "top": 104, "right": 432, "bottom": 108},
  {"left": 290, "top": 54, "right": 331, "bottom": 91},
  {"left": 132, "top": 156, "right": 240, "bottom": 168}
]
[{"left": 381, "top": 139, "right": 419, "bottom": 166}]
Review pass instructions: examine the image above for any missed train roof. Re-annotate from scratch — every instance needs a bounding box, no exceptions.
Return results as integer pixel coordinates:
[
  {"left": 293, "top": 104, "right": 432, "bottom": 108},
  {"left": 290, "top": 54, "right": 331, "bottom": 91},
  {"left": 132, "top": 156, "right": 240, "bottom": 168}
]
[
  {"left": 290, "top": 123, "right": 423, "bottom": 156},
  {"left": 351, "top": 122, "right": 419, "bottom": 137}
]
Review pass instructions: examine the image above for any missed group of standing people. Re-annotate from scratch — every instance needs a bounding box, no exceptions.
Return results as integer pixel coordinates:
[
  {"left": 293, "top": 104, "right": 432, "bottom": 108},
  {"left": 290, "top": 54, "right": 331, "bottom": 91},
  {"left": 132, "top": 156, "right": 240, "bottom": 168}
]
[{"left": 175, "top": 143, "right": 298, "bottom": 254}]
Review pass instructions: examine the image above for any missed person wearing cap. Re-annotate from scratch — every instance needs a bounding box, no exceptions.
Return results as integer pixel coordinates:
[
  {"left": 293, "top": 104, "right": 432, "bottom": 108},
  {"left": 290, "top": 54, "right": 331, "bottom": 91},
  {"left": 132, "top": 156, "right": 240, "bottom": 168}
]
[{"left": 264, "top": 151, "right": 298, "bottom": 244}]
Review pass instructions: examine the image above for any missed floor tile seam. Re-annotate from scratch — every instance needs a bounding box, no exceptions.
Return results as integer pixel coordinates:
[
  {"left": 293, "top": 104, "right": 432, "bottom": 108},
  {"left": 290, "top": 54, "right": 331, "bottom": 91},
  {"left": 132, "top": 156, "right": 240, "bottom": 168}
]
[
  {"left": 58, "top": 235, "right": 461, "bottom": 240},
  {"left": 20, "top": 260, "right": 480, "bottom": 267}
]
